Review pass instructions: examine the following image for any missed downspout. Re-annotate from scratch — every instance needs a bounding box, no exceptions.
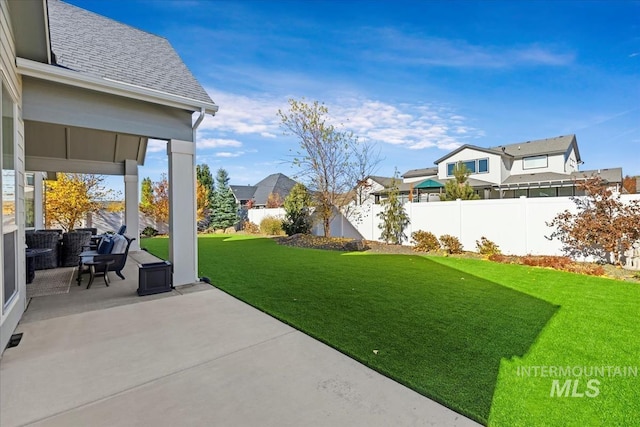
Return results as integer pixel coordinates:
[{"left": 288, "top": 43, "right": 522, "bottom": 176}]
[{"left": 192, "top": 107, "right": 208, "bottom": 140}]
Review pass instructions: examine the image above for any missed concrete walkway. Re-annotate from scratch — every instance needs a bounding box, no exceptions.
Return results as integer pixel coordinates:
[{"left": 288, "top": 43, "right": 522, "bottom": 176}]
[{"left": 1, "top": 287, "right": 480, "bottom": 427}]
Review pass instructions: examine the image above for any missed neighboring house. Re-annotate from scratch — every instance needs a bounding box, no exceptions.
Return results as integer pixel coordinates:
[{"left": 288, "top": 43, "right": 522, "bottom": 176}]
[
  {"left": 369, "top": 135, "right": 622, "bottom": 203},
  {"left": 230, "top": 173, "right": 298, "bottom": 208},
  {"left": 1, "top": 0, "right": 217, "bottom": 353}
]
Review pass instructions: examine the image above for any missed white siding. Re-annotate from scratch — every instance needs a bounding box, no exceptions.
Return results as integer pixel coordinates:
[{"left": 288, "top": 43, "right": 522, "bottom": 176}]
[
  {"left": 564, "top": 148, "right": 578, "bottom": 173},
  {"left": 1, "top": 0, "right": 25, "bottom": 354},
  {"left": 510, "top": 152, "right": 567, "bottom": 175},
  {"left": 437, "top": 148, "right": 502, "bottom": 184}
]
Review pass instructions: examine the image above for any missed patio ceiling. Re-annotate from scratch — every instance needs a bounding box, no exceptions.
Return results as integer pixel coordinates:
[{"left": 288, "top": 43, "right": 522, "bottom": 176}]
[
  {"left": 21, "top": 75, "right": 194, "bottom": 175},
  {"left": 25, "top": 121, "right": 147, "bottom": 175}
]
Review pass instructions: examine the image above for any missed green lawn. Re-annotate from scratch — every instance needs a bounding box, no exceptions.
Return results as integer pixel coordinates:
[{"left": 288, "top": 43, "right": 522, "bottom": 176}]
[{"left": 142, "top": 235, "right": 639, "bottom": 426}]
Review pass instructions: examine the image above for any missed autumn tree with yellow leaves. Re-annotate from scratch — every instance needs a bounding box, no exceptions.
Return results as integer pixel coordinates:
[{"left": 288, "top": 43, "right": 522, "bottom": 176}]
[{"left": 45, "top": 173, "right": 117, "bottom": 231}]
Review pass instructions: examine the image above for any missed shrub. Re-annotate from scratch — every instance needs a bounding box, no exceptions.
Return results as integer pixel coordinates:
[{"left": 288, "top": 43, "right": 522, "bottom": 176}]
[
  {"left": 476, "top": 236, "right": 501, "bottom": 256},
  {"left": 242, "top": 220, "right": 260, "bottom": 234},
  {"left": 411, "top": 230, "right": 440, "bottom": 252},
  {"left": 488, "top": 254, "right": 605, "bottom": 276},
  {"left": 260, "top": 216, "right": 285, "bottom": 236},
  {"left": 141, "top": 226, "right": 158, "bottom": 237},
  {"left": 521, "top": 255, "right": 572, "bottom": 269},
  {"left": 440, "top": 234, "right": 463, "bottom": 254}
]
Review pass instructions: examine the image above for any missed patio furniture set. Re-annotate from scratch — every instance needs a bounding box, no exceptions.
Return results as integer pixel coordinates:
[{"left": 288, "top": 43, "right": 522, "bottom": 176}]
[{"left": 25, "top": 226, "right": 135, "bottom": 288}]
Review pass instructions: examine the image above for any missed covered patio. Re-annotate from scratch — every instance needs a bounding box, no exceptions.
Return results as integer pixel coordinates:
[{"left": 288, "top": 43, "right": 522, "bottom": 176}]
[
  {"left": 22, "top": 249, "right": 211, "bottom": 324},
  {"left": 1, "top": 0, "right": 217, "bottom": 352}
]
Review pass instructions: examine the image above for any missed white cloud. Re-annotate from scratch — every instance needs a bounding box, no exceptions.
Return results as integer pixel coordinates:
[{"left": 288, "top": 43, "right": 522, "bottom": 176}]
[
  {"left": 197, "top": 89, "right": 483, "bottom": 153},
  {"left": 199, "top": 90, "right": 286, "bottom": 137},
  {"left": 330, "top": 98, "right": 483, "bottom": 150},
  {"left": 146, "top": 139, "right": 167, "bottom": 153},
  {"left": 216, "top": 151, "right": 244, "bottom": 158},
  {"left": 198, "top": 138, "right": 243, "bottom": 148}
]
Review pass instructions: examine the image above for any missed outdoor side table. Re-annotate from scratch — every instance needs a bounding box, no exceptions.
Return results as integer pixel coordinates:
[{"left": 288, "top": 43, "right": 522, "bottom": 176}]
[
  {"left": 25, "top": 248, "right": 53, "bottom": 284},
  {"left": 83, "top": 259, "right": 115, "bottom": 289}
]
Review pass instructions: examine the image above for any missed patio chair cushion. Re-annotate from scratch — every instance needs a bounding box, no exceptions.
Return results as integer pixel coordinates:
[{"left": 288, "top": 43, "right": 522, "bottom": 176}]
[
  {"left": 111, "top": 234, "right": 127, "bottom": 254},
  {"left": 97, "top": 237, "right": 114, "bottom": 254}
]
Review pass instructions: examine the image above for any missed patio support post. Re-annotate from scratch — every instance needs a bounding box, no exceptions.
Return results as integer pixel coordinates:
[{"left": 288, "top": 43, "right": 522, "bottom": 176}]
[
  {"left": 124, "top": 159, "right": 140, "bottom": 251},
  {"left": 167, "top": 139, "right": 198, "bottom": 286}
]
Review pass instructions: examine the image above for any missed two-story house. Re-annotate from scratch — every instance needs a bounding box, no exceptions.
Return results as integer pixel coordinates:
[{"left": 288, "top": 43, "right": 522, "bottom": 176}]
[{"left": 368, "top": 135, "right": 623, "bottom": 203}]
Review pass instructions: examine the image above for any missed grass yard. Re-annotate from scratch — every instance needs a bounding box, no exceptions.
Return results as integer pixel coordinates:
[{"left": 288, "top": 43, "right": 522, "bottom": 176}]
[{"left": 142, "top": 235, "right": 640, "bottom": 426}]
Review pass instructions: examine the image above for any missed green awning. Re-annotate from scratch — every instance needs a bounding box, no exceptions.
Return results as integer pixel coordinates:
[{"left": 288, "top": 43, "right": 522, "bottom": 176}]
[{"left": 414, "top": 179, "right": 444, "bottom": 189}]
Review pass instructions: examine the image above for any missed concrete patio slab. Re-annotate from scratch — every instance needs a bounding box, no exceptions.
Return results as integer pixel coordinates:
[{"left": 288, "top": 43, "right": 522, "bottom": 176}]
[
  {"left": 21, "top": 251, "right": 210, "bottom": 324},
  {"left": 1, "top": 287, "right": 480, "bottom": 427}
]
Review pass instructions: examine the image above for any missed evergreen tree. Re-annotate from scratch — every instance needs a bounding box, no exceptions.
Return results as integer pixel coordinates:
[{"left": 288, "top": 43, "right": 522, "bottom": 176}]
[
  {"left": 442, "top": 162, "right": 480, "bottom": 200},
  {"left": 377, "top": 173, "right": 410, "bottom": 244},
  {"left": 140, "top": 177, "right": 154, "bottom": 215},
  {"left": 282, "top": 183, "right": 313, "bottom": 236},
  {"left": 210, "top": 168, "right": 238, "bottom": 230},
  {"left": 196, "top": 164, "right": 215, "bottom": 209},
  {"left": 196, "top": 164, "right": 214, "bottom": 229}
]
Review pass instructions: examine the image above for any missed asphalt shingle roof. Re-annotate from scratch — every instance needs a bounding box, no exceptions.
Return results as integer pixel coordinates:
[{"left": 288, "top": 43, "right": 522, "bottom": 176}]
[
  {"left": 252, "top": 173, "right": 298, "bottom": 206},
  {"left": 47, "top": 0, "right": 213, "bottom": 105},
  {"left": 500, "top": 168, "right": 622, "bottom": 186},
  {"left": 490, "top": 134, "right": 578, "bottom": 159},
  {"left": 401, "top": 167, "right": 438, "bottom": 179},
  {"left": 230, "top": 185, "right": 257, "bottom": 201}
]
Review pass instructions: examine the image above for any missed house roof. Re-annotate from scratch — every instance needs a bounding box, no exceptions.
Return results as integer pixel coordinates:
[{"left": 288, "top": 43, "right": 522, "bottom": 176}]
[
  {"left": 231, "top": 173, "right": 299, "bottom": 206},
  {"left": 47, "top": 0, "right": 214, "bottom": 106},
  {"left": 368, "top": 175, "right": 394, "bottom": 186},
  {"left": 433, "top": 145, "right": 508, "bottom": 165},
  {"left": 252, "top": 173, "right": 298, "bottom": 205},
  {"left": 499, "top": 167, "right": 622, "bottom": 187},
  {"left": 490, "top": 134, "right": 580, "bottom": 161},
  {"left": 230, "top": 185, "right": 257, "bottom": 201},
  {"left": 401, "top": 167, "right": 438, "bottom": 179},
  {"left": 433, "top": 134, "right": 581, "bottom": 165},
  {"left": 414, "top": 179, "right": 443, "bottom": 189}
]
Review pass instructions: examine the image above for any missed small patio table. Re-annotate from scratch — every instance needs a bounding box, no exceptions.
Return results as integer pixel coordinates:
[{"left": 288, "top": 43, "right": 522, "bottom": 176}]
[{"left": 83, "top": 259, "right": 115, "bottom": 289}]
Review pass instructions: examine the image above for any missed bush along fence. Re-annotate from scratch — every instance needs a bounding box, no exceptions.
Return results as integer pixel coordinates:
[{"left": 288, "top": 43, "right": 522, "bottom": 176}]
[{"left": 247, "top": 195, "right": 640, "bottom": 267}]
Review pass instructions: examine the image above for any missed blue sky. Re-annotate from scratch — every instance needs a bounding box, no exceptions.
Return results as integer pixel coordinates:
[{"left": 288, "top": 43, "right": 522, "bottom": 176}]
[{"left": 65, "top": 0, "right": 640, "bottom": 192}]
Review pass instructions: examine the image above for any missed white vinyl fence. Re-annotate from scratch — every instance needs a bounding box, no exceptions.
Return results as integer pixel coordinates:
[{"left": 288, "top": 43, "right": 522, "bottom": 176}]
[{"left": 246, "top": 195, "right": 640, "bottom": 257}]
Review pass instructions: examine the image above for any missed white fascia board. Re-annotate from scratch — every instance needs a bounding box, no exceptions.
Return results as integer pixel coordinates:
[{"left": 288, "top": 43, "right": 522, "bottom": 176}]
[{"left": 17, "top": 58, "right": 218, "bottom": 115}]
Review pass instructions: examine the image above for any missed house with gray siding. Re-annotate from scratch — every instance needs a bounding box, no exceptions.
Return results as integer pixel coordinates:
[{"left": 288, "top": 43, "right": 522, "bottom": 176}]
[{"left": 1, "top": 0, "right": 217, "bottom": 353}]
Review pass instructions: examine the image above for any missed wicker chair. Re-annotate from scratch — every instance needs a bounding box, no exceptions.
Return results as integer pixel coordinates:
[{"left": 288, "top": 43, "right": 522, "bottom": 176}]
[
  {"left": 61, "top": 231, "right": 93, "bottom": 267},
  {"left": 75, "top": 227, "right": 98, "bottom": 235},
  {"left": 26, "top": 232, "right": 60, "bottom": 269}
]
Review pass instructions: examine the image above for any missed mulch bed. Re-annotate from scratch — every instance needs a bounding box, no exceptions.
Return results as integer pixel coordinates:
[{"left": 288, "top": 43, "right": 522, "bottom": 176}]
[
  {"left": 274, "top": 234, "right": 415, "bottom": 254},
  {"left": 272, "top": 234, "right": 640, "bottom": 282}
]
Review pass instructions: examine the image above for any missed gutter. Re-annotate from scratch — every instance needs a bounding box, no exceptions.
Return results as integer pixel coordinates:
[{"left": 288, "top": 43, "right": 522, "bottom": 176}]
[{"left": 17, "top": 57, "right": 219, "bottom": 115}]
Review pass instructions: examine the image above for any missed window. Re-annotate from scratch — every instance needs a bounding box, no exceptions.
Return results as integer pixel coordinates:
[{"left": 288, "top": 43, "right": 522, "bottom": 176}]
[
  {"left": 523, "top": 155, "right": 548, "bottom": 170},
  {"left": 478, "top": 158, "right": 488, "bottom": 173},
  {"left": 447, "top": 163, "right": 455, "bottom": 176},
  {"left": 529, "top": 187, "right": 556, "bottom": 198},
  {"left": 25, "top": 173, "right": 35, "bottom": 228},
  {"left": 446, "top": 158, "right": 489, "bottom": 176},
  {"left": 2, "top": 84, "right": 16, "bottom": 228},
  {"left": 557, "top": 187, "right": 574, "bottom": 197},
  {"left": 2, "top": 81, "right": 18, "bottom": 307}
]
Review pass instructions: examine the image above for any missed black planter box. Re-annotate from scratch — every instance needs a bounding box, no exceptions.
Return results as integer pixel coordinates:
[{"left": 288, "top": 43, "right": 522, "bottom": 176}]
[{"left": 138, "top": 261, "right": 172, "bottom": 296}]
